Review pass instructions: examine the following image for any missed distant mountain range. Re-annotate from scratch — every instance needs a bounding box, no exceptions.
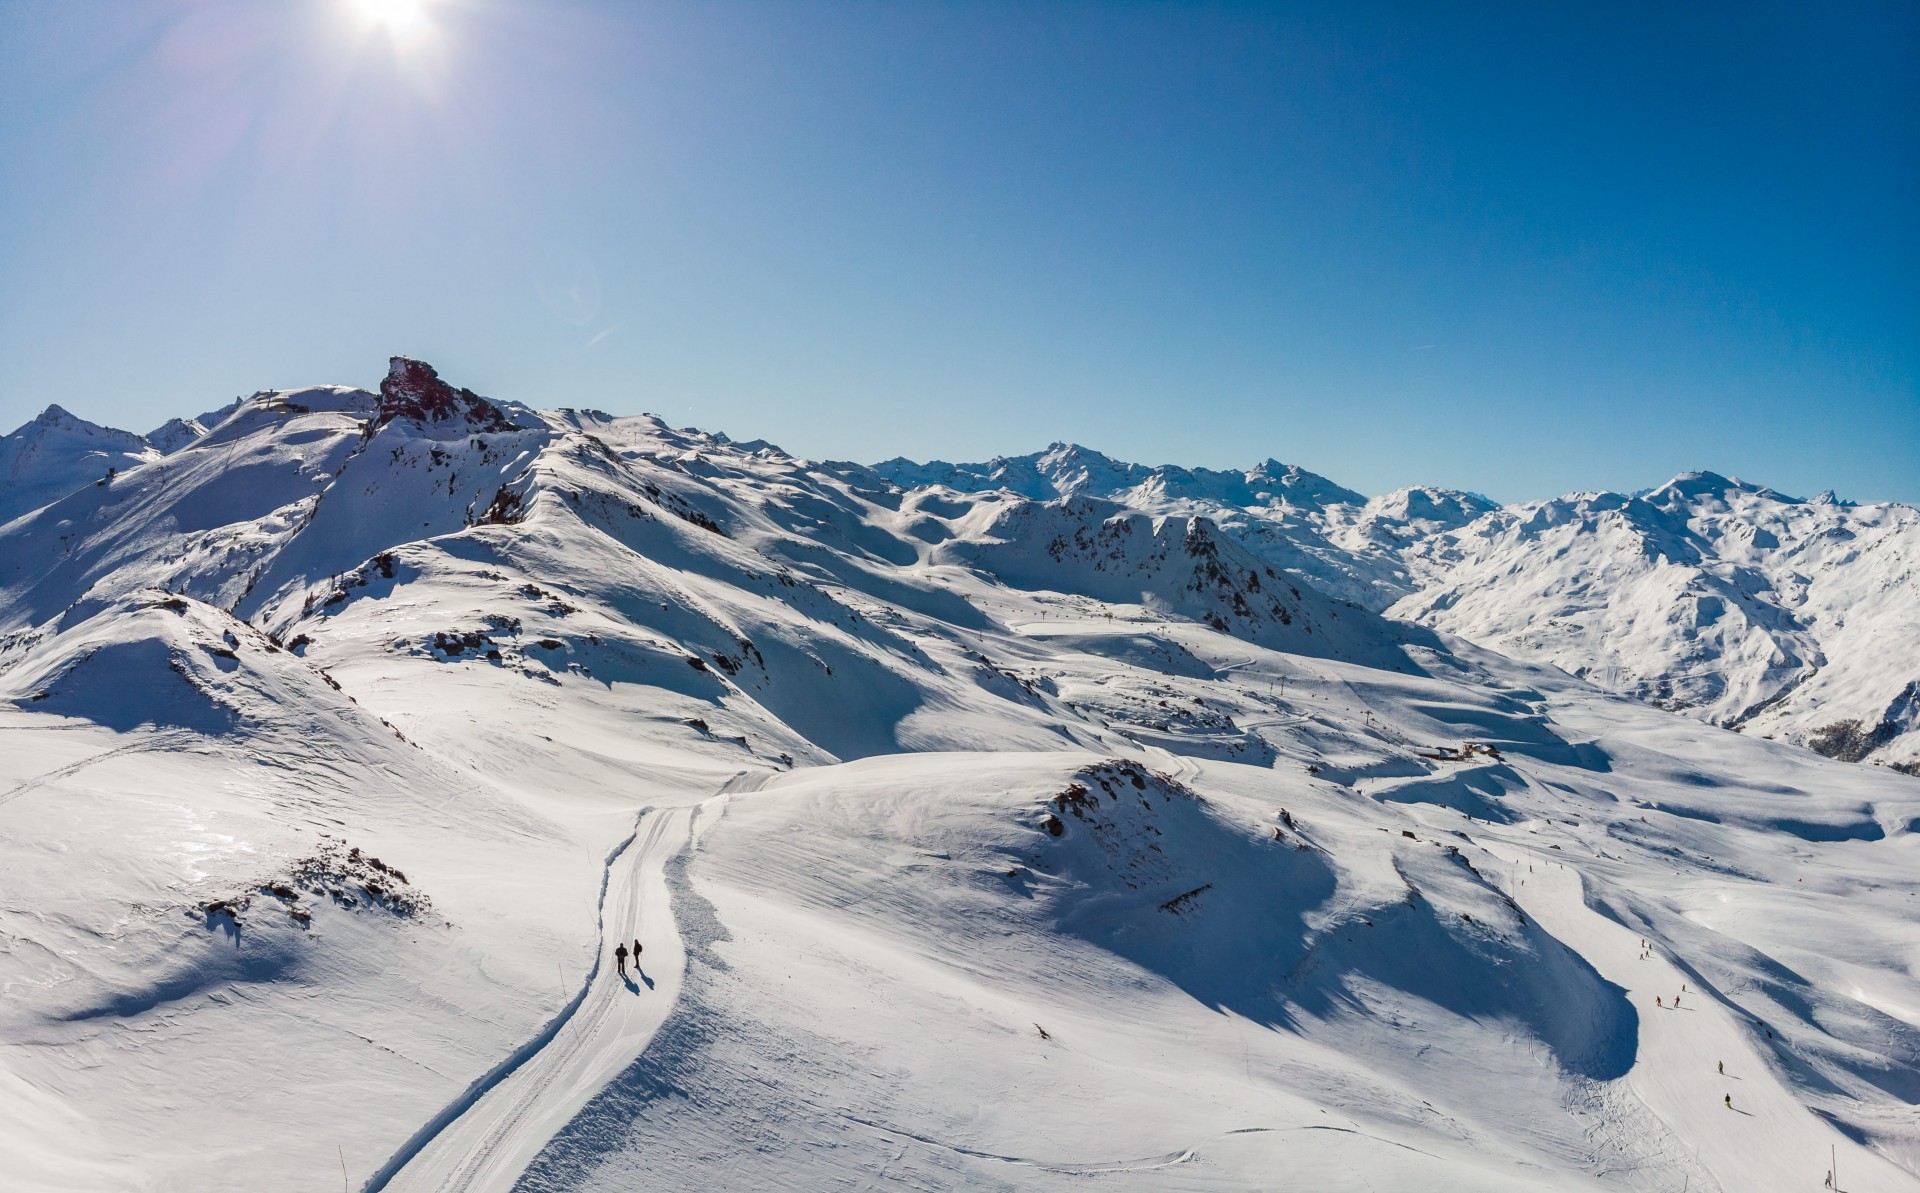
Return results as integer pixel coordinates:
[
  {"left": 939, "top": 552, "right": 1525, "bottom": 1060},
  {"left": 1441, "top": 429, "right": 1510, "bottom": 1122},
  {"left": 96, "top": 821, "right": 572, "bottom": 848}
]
[{"left": 865, "top": 443, "right": 1920, "bottom": 773}]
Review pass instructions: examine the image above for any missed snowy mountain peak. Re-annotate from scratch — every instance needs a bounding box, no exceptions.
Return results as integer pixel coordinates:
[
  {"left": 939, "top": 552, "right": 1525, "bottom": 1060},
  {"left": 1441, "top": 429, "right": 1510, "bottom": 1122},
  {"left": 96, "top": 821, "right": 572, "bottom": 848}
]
[
  {"left": 1028, "top": 441, "right": 1148, "bottom": 496},
  {"left": 146, "top": 416, "right": 208, "bottom": 454},
  {"left": 1645, "top": 470, "right": 1798, "bottom": 509},
  {"left": 1364, "top": 485, "right": 1500, "bottom": 527},
  {"left": 376, "top": 357, "right": 518, "bottom": 434},
  {"left": 0, "top": 403, "right": 157, "bottom": 525},
  {"left": 30, "top": 402, "right": 83, "bottom": 428},
  {"left": 1239, "top": 460, "right": 1366, "bottom": 508},
  {"left": 869, "top": 445, "right": 1370, "bottom": 514},
  {"left": 17, "top": 402, "right": 141, "bottom": 445},
  {"left": 1395, "top": 473, "right": 1920, "bottom": 771}
]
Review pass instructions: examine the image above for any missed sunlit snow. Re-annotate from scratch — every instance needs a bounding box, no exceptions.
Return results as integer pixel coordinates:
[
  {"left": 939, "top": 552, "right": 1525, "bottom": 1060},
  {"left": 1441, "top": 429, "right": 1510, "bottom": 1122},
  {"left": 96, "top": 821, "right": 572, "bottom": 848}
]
[{"left": 1, "top": 360, "right": 1916, "bottom": 1191}]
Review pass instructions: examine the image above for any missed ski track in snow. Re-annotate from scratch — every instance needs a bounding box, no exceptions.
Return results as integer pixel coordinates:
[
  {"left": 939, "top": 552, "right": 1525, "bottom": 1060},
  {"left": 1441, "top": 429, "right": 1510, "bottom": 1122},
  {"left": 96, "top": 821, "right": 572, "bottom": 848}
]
[
  {"left": 838, "top": 1112, "right": 1197, "bottom": 1173},
  {"left": 370, "top": 786, "right": 730, "bottom": 1193},
  {"left": 0, "top": 730, "right": 193, "bottom": 808},
  {"left": 843, "top": 1115, "right": 1459, "bottom": 1175}
]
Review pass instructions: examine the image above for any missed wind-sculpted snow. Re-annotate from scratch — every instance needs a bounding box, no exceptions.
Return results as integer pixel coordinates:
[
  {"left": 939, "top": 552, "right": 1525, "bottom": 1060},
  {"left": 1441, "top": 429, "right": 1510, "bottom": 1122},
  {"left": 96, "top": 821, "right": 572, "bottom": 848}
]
[{"left": 2, "top": 363, "right": 1918, "bottom": 1192}]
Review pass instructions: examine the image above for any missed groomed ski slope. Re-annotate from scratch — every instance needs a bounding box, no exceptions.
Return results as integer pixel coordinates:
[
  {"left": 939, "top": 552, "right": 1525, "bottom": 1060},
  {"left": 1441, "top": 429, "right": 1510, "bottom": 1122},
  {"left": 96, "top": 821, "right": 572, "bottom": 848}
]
[{"left": 1490, "top": 845, "right": 1913, "bottom": 1193}]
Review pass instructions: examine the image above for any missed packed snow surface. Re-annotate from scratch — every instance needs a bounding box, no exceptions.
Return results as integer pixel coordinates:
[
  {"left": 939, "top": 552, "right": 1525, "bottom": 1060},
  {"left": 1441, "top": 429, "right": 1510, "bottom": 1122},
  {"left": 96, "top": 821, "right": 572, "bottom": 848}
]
[{"left": 1, "top": 360, "right": 1917, "bottom": 1192}]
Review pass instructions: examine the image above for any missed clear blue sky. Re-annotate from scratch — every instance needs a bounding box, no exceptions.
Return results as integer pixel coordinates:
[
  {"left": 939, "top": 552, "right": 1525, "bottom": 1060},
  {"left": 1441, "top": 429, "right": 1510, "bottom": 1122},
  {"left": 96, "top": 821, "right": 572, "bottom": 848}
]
[{"left": 1, "top": 1, "right": 1914, "bottom": 503}]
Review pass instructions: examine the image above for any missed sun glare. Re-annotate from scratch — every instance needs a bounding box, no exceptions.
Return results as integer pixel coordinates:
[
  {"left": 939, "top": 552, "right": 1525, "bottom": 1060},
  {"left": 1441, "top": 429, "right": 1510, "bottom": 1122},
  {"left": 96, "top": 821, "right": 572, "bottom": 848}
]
[{"left": 353, "top": 0, "right": 432, "bottom": 40}]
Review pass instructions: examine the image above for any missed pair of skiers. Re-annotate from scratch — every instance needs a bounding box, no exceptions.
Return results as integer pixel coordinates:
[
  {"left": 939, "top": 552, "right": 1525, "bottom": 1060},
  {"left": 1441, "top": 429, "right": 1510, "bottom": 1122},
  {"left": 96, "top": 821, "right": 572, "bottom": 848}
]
[{"left": 615, "top": 938, "right": 643, "bottom": 977}]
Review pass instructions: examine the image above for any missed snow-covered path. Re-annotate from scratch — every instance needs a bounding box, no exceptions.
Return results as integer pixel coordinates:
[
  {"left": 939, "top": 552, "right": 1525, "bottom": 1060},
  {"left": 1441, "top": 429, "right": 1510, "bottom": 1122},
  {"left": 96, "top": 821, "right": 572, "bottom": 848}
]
[
  {"left": 371, "top": 803, "right": 698, "bottom": 1193},
  {"left": 1493, "top": 849, "right": 1920, "bottom": 1193}
]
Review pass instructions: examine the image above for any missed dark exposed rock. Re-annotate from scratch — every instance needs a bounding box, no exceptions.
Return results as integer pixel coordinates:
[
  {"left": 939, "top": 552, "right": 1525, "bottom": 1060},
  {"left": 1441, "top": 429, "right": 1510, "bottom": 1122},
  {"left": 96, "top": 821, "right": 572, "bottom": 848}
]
[
  {"left": 375, "top": 357, "right": 514, "bottom": 433},
  {"left": 1158, "top": 882, "right": 1213, "bottom": 913},
  {"left": 475, "top": 485, "right": 527, "bottom": 526},
  {"left": 1808, "top": 683, "right": 1919, "bottom": 763},
  {"left": 293, "top": 837, "right": 431, "bottom": 918}
]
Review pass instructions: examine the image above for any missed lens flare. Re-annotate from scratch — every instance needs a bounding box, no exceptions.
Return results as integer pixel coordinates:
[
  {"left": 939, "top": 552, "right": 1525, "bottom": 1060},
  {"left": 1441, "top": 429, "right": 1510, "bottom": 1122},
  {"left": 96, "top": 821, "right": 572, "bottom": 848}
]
[{"left": 352, "top": 0, "right": 431, "bottom": 40}]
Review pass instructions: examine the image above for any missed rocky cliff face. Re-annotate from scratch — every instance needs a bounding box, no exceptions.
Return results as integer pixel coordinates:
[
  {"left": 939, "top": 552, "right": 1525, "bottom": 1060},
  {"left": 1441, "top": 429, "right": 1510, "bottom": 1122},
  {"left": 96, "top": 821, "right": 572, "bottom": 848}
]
[{"left": 375, "top": 356, "right": 518, "bottom": 433}]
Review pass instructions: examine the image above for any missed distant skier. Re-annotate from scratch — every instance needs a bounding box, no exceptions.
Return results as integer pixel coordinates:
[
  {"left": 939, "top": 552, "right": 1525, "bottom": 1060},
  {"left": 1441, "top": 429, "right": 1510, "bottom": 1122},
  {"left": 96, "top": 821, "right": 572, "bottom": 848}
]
[
  {"left": 1717, "top": 1061, "right": 1724, "bottom": 1075},
  {"left": 615, "top": 942, "right": 628, "bottom": 977},
  {"left": 1723, "top": 1094, "right": 1731, "bottom": 1109},
  {"left": 633, "top": 937, "right": 643, "bottom": 961},
  {"left": 1656, "top": 997, "right": 1663, "bottom": 1008}
]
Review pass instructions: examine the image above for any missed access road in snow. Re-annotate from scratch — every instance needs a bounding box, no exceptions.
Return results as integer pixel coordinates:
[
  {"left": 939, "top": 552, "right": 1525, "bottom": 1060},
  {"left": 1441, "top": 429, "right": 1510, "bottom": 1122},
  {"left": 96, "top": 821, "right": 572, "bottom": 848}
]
[{"left": 371, "top": 801, "right": 698, "bottom": 1193}]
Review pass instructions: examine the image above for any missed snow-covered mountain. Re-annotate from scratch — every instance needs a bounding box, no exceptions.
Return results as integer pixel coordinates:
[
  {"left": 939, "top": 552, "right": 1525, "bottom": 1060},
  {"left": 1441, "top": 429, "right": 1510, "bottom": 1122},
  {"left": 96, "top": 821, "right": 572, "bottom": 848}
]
[
  {"left": 0, "top": 404, "right": 160, "bottom": 526},
  {"left": 1394, "top": 473, "right": 1920, "bottom": 774},
  {"left": 868, "top": 446, "right": 1920, "bottom": 773},
  {"left": 868, "top": 441, "right": 1499, "bottom": 609},
  {"left": 2, "top": 361, "right": 1918, "bottom": 1192},
  {"left": 145, "top": 416, "right": 209, "bottom": 454}
]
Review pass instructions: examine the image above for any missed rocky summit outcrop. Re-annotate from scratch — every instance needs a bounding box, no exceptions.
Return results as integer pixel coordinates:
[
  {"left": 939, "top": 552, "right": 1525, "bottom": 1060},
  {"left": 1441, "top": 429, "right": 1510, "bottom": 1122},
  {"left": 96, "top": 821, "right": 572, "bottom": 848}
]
[{"left": 375, "top": 357, "right": 516, "bottom": 433}]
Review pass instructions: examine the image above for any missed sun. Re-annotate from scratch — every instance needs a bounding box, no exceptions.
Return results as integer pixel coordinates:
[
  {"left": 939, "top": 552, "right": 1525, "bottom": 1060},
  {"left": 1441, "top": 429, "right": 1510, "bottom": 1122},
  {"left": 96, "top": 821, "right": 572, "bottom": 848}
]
[{"left": 352, "top": 0, "right": 432, "bottom": 40}]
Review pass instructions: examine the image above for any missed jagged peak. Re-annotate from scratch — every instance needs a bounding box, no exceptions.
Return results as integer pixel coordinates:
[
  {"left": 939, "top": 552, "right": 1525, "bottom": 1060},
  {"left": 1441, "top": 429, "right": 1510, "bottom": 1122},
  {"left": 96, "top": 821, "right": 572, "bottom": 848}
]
[
  {"left": 7, "top": 404, "right": 148, "bottom": 448},
  {"left": 22, "top": 404, "right": 114, "bottom": 435},
  {"left": 375, "top": 357, "right": 516, "bottom": 434},
  {"left": 1035, "top": 440, "right": 1120, "bottom": 464}
]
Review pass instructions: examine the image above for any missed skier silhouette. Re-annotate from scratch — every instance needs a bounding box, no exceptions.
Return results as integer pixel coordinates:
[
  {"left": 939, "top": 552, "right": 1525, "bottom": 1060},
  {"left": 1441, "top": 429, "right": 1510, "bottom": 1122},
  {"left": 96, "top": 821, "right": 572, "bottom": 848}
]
[
  {"left": 633, "top": 938, "right": 642, "bottom": 960},
  {"left": 615, "top": 942, "right": 628, "bottom": 977},
  {"left": 1723, "top": 1094, "right": 1731, "bottom": 1109}
]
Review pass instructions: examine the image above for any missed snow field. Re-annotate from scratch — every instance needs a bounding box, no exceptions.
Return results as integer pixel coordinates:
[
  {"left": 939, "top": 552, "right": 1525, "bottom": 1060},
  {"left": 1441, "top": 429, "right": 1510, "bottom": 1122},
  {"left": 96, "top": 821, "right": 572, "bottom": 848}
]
[
  {"left": 1490, "top": 847, "right": 1917, "bottom": 1192},
  {"left": 1, "top": 367, "right": 1917, "bottom": 1191}
]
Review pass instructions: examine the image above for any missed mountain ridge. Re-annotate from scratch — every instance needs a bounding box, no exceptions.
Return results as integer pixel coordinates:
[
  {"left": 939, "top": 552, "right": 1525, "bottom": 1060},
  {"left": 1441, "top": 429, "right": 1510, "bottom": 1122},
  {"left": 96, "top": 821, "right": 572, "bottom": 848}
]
[{"left": 5, "top": 387, "right": 1914, "bottom": 771}]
